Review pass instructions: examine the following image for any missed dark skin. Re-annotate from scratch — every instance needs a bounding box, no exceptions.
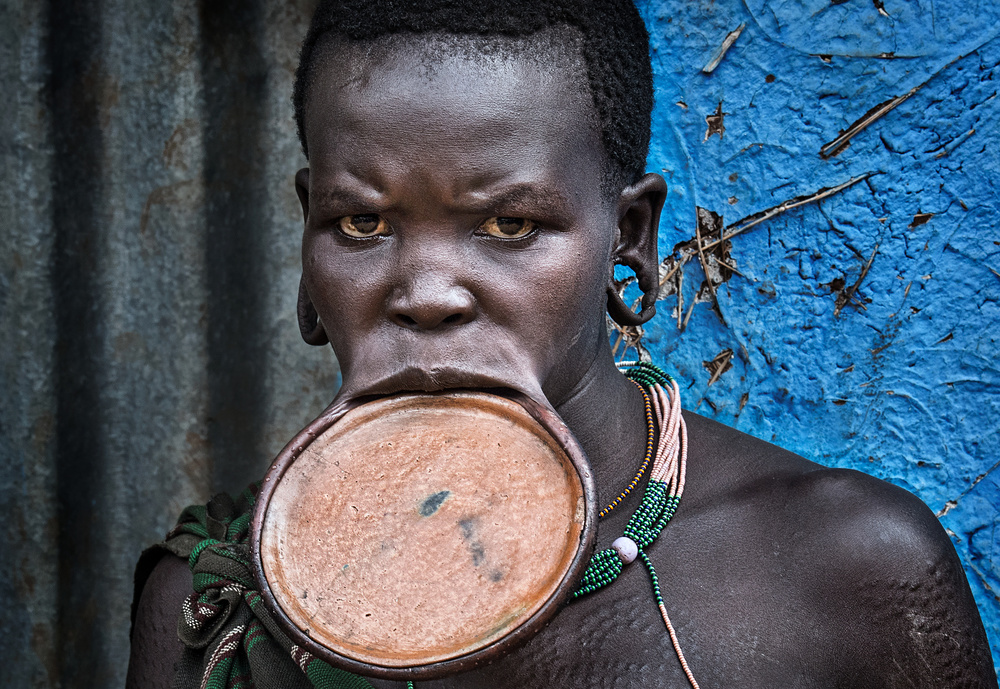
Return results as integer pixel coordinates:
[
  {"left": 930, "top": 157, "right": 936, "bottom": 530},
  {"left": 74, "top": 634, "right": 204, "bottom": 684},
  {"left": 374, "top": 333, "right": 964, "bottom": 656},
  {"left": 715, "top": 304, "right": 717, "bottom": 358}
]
[{"left": 128, "top": 33, "right": 998, "bottom": 688}]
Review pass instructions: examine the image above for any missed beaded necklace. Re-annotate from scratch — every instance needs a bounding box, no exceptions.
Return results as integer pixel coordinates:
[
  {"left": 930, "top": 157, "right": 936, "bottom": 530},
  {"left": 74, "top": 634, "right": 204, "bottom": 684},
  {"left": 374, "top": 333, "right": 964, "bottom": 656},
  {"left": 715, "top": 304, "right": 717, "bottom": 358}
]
[
  {"left": 572, "top": 361, "right": 700, "bottom": 689},
  {"left": 406, "top": 362, "right": 697, "bottom": 689}
]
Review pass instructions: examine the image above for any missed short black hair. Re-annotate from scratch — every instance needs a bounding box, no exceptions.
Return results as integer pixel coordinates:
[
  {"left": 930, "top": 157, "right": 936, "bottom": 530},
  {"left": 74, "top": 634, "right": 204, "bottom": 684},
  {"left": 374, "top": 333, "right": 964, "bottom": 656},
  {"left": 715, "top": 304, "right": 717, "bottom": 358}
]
[{"left": 293, "top": 0, "right": 653, "bottom": 187}]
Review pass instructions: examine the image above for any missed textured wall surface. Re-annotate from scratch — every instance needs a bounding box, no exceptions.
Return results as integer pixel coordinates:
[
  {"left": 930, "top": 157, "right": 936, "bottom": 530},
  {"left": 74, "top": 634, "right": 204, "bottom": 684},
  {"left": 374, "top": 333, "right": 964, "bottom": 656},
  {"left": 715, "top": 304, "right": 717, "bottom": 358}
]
[
  {"left": 0, "top": 0, "right": 996, "bottom": 686},
  {"left": 0, "top": 1, "right": 333, "bottom": 686},
  {"left": 635, "top": 0, "right": 1000, "bottom": 669}
]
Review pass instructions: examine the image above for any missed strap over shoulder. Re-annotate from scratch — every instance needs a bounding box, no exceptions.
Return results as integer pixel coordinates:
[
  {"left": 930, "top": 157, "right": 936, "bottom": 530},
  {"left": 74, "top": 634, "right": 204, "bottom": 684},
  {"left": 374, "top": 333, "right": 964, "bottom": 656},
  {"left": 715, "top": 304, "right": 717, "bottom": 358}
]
[{"left": 132, "top": 482, "right": 376, "bottom": 689}]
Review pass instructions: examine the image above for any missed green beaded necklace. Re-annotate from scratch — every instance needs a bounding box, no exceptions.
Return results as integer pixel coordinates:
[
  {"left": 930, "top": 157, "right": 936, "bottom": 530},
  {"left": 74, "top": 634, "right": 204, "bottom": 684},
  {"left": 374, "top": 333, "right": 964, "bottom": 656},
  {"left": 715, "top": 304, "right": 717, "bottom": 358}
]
[{"left": 572, "top": 361, "right": 700, "bottom": 689}]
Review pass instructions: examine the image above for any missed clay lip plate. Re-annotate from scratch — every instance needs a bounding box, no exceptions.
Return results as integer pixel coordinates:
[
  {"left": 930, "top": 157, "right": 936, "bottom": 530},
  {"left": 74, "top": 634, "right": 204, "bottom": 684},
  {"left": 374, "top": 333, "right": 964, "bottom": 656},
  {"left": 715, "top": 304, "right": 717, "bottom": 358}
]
[{"left": 251, "top": 390, "right": 596, "bottom": 679}]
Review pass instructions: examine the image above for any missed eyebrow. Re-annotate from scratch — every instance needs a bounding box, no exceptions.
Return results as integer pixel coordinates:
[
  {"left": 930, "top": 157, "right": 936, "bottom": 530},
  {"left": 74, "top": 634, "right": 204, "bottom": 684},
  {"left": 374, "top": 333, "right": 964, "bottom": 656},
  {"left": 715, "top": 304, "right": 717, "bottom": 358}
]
[
  {"left": 480, "top": 183, "right": 570, "bottom": 210},
  {"left": 311, "top": 187, "right": 382, "bottom": 209},
  {"left": 463, "top": 183, "right": 573, "bottom": 220},
  {"left": 310, "top": 181, "right": 575, "bottom": 220}
]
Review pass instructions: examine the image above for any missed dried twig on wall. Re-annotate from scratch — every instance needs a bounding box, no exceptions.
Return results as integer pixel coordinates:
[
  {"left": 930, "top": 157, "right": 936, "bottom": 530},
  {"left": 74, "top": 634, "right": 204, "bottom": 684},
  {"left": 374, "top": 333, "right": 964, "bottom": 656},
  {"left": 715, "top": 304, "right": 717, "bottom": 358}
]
[
  {"left": 820, "top": 87, "right": 920, "bottom": 158},
  {"left": 702, "top": 23, "right": 746, "bottom": 74},
  {"left": 657, "top": 173, "right": 875, "bottom": 330},
  {"left": 834, "top": 243, "right": 880, "bottom": 316},
  {"left": 703, "top": 348, "right": 735, "bottom": 385}
]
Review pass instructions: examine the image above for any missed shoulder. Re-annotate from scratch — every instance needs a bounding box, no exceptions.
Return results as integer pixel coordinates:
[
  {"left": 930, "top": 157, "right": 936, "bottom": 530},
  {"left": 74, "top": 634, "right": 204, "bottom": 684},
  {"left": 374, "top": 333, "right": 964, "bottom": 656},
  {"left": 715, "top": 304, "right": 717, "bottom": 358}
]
[
  {"left": 684, "top": 410, "right": 964, "bottom": 592},
  {"left": 682, "top": 411, "right": 997, "bottom": 686},
  {"left": 683, "top": 410, "right": 947, "bottom": 551},
  {"left": 786, "top": 468, "right": 996, "bottom": 685},
  {"left": 126, "top": 553, "right": 192, "bottom": 689}
]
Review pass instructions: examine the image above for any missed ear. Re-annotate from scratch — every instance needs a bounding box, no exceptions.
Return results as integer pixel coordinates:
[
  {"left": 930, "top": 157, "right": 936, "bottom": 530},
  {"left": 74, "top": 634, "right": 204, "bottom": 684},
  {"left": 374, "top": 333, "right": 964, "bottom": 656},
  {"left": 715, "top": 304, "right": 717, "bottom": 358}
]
[
  {"left": 294, "top": 168, "right": 327, "bottom": 345},
  {"left": 295, "top": 167, "right": 310, "bottom": 223},
  {"left": 297, "top": 275, "right": 329, "bottom": 346},
  {"left": 607, "top": 173, "right": 667, "bottom": 326}
]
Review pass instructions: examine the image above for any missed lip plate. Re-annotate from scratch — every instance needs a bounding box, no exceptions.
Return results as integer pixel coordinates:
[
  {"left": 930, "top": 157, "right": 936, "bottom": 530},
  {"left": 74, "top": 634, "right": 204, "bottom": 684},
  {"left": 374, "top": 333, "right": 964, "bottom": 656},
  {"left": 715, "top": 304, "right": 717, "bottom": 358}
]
[{"left": 250, "top": 388, "right": 597, "bottom": 680}]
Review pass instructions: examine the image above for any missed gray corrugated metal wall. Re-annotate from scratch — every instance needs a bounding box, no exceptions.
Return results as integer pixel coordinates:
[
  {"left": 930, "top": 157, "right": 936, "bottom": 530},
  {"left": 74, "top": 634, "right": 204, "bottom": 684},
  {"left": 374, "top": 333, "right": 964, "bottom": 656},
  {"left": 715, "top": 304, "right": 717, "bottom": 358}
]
[{"left": 1, "top": 1, "right": 333, "bottom": 685}]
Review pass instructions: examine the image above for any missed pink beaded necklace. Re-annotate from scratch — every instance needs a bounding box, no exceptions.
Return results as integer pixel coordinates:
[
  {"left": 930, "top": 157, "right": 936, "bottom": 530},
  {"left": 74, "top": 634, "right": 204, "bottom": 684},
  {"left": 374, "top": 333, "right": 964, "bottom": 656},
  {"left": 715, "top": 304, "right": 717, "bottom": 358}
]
[{"left": 572, "top": 361, "right": 700, "bottom": 689}]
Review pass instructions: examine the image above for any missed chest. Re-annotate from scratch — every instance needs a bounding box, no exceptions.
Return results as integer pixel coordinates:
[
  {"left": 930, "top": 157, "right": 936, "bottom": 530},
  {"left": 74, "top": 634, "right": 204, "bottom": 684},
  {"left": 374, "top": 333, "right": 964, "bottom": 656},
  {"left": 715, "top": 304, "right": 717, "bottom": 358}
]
[{"left": 370, "top": 526, "right": 849, "bottom": 689}]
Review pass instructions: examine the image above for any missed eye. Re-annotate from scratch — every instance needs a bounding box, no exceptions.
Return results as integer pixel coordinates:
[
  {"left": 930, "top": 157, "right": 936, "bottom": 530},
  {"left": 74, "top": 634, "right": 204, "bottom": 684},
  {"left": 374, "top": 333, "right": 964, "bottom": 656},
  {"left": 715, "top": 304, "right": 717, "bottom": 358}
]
[
  {"left": 478, "top": 217, "right": 538, "bottom": 240},
  {"left": 338, "top": 214, "right": 392, "bottom": 238}
]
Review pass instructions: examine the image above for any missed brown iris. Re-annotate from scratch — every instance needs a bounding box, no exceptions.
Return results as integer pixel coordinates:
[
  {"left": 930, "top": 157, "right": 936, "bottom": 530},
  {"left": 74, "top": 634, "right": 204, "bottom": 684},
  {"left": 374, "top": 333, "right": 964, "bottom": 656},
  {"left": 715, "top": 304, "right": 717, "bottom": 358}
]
[
  {"left": 339, "top": 214, "right": 391, "bottom": 238},
  {"left": 478, "top": 217, "right": 537, "bottom": 239}
]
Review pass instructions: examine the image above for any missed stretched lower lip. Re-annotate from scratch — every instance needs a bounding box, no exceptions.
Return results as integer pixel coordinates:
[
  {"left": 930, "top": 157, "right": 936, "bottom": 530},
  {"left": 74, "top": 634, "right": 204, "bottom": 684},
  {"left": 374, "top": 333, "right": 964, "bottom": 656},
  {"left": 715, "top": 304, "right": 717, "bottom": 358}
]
[
  {"left": 333, "top": 365, "right": 547, "bottom": 408},
  {"left": 349, "top": 367, "right": 526, "bottom": 396}
]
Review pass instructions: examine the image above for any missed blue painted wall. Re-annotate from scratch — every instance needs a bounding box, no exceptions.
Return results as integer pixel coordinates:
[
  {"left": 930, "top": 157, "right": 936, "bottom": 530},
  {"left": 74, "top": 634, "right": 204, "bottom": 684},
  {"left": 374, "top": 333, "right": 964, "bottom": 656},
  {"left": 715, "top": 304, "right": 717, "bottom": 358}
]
[{"left": 635, "top": 0, "right": 999, "bottom": 666}]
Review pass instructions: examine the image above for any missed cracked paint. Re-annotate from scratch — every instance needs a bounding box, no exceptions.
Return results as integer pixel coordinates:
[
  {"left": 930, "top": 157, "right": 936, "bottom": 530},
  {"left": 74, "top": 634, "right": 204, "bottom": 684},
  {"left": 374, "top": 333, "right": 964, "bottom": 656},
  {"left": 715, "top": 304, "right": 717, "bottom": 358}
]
[
  {"left": 638, "top": 0, "right": 1000, "bottom": 669},
  {"left": 703, "top": 102, "right": 726, "bottom": 141}
]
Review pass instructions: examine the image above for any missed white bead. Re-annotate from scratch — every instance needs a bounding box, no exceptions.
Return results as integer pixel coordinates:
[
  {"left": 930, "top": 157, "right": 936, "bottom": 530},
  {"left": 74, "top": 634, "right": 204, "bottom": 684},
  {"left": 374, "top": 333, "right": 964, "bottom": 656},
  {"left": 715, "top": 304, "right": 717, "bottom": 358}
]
[{"left": 612, "top": 536, "right": 638, "bottom": 565}]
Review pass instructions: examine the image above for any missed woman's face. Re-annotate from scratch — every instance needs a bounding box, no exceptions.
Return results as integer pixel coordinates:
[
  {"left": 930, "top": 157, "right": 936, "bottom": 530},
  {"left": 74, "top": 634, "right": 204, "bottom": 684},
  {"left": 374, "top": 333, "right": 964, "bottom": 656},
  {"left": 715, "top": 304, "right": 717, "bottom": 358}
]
[{"left": 297, "top": 36, "right": 625, "bottom": 407}]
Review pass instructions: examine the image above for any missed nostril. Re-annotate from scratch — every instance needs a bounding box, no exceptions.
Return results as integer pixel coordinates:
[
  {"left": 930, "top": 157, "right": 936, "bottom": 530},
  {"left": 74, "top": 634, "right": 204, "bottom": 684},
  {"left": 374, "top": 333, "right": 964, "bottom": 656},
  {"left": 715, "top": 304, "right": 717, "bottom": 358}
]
[
  {"left": 392, "top": 310, "right": 468, "bottom": 330},
  {"left": 389, "top": 287, "right": 476, "bottom": 330}
]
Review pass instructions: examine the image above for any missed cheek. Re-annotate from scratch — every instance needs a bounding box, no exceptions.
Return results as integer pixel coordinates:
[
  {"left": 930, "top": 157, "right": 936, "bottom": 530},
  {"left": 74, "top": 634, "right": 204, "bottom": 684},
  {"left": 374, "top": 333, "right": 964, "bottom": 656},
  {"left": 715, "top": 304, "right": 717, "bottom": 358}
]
[
  {"left": 302, "top": 236, "right": 391, "bottom": 328},
  {"left": 302, "top": 223, "right": 613, "bottom": 357},
  {"left": 539, "top": 257, "right": 605, "bottom": 316},
  {"left": 502, "top": 237, "right": 612, "bottom": 340}
]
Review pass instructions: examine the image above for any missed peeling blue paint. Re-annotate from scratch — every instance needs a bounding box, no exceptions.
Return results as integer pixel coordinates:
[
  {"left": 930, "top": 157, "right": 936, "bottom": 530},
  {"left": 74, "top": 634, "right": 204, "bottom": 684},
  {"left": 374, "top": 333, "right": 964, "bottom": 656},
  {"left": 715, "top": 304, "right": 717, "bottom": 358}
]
[{"left": 638, "top": 0, "right": 1000, "bottom": 666}]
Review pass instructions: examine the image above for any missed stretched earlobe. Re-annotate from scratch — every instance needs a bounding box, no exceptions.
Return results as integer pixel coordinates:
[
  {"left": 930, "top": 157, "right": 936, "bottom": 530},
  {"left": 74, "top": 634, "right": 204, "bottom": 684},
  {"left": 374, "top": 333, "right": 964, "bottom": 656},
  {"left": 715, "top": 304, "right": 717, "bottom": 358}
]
[
  {"left": 295, "top": 168, "right": 310, "bottom": 222},
  {"left": 607, "top": 278, "right": 657, "bottom": 326},
  {"left": 607, "top": 173, "right": 667, "bottom": 327},
  {"left": 297, "top": 276, "right": 329, "bottom": 346}
]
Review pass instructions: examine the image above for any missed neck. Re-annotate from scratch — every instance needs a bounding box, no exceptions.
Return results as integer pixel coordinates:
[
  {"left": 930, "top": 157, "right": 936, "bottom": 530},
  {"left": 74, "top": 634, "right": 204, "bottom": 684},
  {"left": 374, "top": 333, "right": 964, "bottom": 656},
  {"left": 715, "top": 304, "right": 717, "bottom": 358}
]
[{"left": 550, "top": 347, "right": 648, "bottom": 512}]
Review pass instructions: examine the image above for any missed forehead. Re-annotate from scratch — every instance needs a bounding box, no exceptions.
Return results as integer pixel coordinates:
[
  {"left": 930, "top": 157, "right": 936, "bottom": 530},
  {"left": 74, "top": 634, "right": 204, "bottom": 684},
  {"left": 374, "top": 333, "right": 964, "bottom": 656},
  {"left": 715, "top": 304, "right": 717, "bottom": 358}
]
[
  {"left": 302, "top": 31, "right": 606, "bottom": 192},
  {"left": 305, "top": 28, "right": 596, "bottom": 121}
]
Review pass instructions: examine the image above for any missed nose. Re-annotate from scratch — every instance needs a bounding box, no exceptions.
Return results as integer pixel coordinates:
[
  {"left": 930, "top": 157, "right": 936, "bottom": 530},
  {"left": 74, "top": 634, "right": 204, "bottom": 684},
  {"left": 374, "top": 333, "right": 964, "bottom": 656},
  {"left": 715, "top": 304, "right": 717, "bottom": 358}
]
[{"left": 387, "top": 271, "right": 477, "bottom": 331}]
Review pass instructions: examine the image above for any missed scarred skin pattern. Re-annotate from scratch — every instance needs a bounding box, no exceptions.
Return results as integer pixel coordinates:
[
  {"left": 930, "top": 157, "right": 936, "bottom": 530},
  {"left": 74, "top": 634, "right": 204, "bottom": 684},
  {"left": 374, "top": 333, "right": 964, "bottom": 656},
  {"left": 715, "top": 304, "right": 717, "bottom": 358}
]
[{"left": 127, "top": 31, "right": 998, "bottom": 689}]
